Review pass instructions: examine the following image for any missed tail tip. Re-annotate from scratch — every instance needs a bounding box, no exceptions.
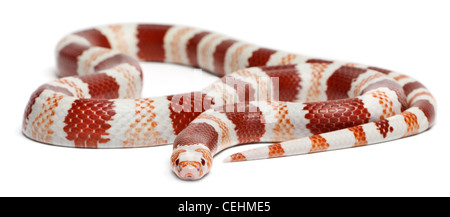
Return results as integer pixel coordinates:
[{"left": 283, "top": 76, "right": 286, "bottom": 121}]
[{"left": 223, "top": 156, "right": 232, "bottom": 163}]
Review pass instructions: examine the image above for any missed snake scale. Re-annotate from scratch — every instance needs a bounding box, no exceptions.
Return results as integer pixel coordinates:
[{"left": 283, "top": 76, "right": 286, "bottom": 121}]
[{"left": 22, "top": 24, "right": 436, "bottom": 180}]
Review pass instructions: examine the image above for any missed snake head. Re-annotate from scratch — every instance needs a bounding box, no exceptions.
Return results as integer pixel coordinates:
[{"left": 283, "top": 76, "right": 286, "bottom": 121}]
[{"left": 171, "top": 144, "right": 212, "bottom": 180}]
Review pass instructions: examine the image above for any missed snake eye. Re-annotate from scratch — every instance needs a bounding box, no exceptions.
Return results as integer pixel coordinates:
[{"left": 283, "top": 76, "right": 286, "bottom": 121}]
[
  {"left": 201, "top": 158, "right": 206, "bottom": 166},
  {"left": 175, "top": 159, "right": 180, "bottom": 166}
]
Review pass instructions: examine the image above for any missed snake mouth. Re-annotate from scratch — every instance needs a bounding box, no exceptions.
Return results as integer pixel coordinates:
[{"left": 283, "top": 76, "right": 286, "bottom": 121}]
[{"left": 184, "top": 173, "right": 194, "bottom": 179}]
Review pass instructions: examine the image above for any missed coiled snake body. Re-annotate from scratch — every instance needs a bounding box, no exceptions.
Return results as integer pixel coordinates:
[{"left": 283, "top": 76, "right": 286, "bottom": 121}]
[{"left": 22, "top": 24, "right": 436, "bottom": 180}]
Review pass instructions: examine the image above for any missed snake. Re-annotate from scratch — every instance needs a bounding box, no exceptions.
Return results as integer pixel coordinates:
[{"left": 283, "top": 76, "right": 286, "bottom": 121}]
[{"left": 22, "top": 24, "right": 436, "bottom": 180}]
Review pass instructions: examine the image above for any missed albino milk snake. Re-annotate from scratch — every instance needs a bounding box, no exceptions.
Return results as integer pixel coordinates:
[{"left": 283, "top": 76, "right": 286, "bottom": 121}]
[{"left": 22, "top": 24, "right": 436, "bottom": 180}]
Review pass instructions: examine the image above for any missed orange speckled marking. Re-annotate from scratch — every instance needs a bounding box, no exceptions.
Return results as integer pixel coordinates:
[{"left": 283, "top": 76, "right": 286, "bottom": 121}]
[
  {"left": 55, "top": 78, "right": 87, "bottom": 98},
  {"left": 235, "top": 69, "right": 259, "bottom": 81},
  {"left": 272, "top": 103, "right": 295, "bottom": 141},
  {"left": 171, "top": 149, "right": 186, "bottom": 167},
  {"left": 179, "top": 161, "right": 201, "bottom": 169},
  {"left": 348, "top": 126, "right": 368, "bottom": 147},
  {"left": 229, "top": 153, "right": 247, "bottom": 162},
  {"left": 122, "top": 98, "right": 167, "bottom": 147},
  {"left": 31, "top": 93, "right": 64, "bottom": 143},
  {"left": 344, "top": 62, "right": 358, "bottom": 67},
  {"left": 116, "top": 65, "right": 138, "bottom": 98},
  {"left": 371, "top": 90, "right": 395, "bottom": 120},
  {"left": 306, "top": 63, "right": 329, "bottom": 102},
  {"left": 200, "top": 34, "right": 222, "bottom": 70},
  {"left": 230, "top": 44, "right": 251, "bottom": 73},
  {"left": 393, "top": 74, "right": 409, "bottom": 81},
  {"left": 268, "top": 143, "right": 285, "bottom": 158},
  {"left": 402, "top": 111, "right": 420, "bottom": 137},
  {"left": 170, "top": 27, "right": 193, "bottom": 64},
  {"left": 108, "top": 25, "right": 130, "bottom": 55},
  {"left": 280, "top": 54, "right": 297, "bottom": 65},
  {"left": 196, "top": 148, "right": 213, "bottom": 169},
  {"left": 308, "top": 135, "right": 330, "bottom": 153}
]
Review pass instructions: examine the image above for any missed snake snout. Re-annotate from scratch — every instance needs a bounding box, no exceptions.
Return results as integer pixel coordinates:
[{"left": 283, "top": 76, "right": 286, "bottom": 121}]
[
  {"left": 177, "top": 162, "right": 204, "bottom": 180},
  {"left": 181, "top": 165, "right": 200, "bottom": 180}
]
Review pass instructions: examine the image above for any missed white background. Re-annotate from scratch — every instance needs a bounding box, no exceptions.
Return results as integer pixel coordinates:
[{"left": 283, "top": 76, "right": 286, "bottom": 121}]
[{"left": 1, "top": 0, "right": 449, "bottom": 196}]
